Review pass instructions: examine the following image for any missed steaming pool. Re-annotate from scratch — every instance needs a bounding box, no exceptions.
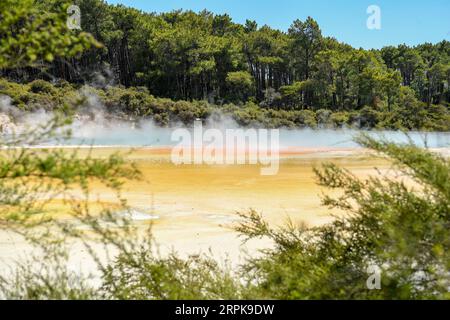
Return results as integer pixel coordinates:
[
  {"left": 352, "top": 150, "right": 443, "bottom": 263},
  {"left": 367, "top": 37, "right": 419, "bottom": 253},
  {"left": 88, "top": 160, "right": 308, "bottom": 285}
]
[
  {"left": 45, "top": 129, "right": 450, "bottom": 255},
  {"left": 64, "top": 126, "right": 450, "bottom": 149},
  {"left": 1, "top": 128, "right": 449, "bottom": 269}
]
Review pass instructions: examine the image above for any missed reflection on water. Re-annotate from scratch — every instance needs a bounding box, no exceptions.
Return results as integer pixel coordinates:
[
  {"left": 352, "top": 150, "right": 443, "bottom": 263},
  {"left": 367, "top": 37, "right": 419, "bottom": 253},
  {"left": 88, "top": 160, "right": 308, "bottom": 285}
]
[
  {"left": 279, "top": 129, "right": 450, "bottom": 148},
  {"left": 65, "top": 126, "right": 450, "bottom": 148}
]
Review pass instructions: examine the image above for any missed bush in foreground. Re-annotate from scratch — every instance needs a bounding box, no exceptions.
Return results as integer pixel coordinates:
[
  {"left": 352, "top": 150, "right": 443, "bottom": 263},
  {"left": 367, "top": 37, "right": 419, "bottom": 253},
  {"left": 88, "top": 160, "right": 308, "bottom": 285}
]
[{"left": 1, "top": 132, "right": 448, "bottom": 300}]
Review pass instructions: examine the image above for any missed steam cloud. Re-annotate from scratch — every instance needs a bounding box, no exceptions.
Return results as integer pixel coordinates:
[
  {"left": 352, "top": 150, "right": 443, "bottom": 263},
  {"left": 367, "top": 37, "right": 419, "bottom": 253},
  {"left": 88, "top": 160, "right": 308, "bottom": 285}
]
[{"left": 1, "top": 91, "right": 449, "bottom": 149}]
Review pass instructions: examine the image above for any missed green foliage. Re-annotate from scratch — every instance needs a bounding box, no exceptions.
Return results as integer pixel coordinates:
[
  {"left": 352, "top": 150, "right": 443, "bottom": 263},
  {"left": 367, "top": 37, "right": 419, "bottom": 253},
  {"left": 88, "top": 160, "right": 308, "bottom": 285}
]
[
  {"left": 0, "top": 0, "right": 99, "bottom": 69},
  {"left": 29, "top": 80, "right": 57, "bottom": 94},
  {"left": 358, "top": 106, "right": 382, "bottom": 129},
  {"left": 226, "top": 71, "right": 254, "bottom": 103},
  {"left": 0, "top": 252, "right": 96, "bottom": 300},
  {"left": 288, "top": 17, "right": 323, "bottom": 82},
  {"left": 329, "top": 112, "right": 350, "bottom": 127},
  {"left": 0, "top": 0, "right": 449, "bottom": 300},
  {"left": 234, "top": 135, "right": 450, "bottom": 299},
  {"left": 2, "top": 0, "right": 449, "bottom": 111},
  {"left": 1, "top": 77, "right": 448, "bottom": 130},
  {"left": 101, "top": 246, "right": 242, "bottom": 300},
  {"left": 0, "top": 116, "right": 139, "bottom": 231},
  {"left": 0, "top": 122, "right": 448, "bottom": 300},
  {"left": 1, "top": 1, "right": 450, "bottom": 129}
]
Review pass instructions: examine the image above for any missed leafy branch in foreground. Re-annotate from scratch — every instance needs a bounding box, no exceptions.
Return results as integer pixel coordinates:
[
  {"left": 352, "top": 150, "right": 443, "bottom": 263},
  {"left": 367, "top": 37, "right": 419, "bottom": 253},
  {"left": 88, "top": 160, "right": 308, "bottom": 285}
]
[
  {"left": 0, "top": 251, "right": 96, "bottom": 300},
  {"left": 101, "top": 247, "right": 242, "bottom": 300},
  {"left": 0, "top": 0, "right": 142, "bottom": 300},
  {"left": 0, "top": 116, "right": 140, "bottom": 231},
  {"left": 0, "top": 0, "right": 99, "bottom": 69},
  {"left": 0, "top": 129, "right": 448, "bottom": 300},
  {"left": 0, "top": 114, "right": 141, "bottom": 299},
  {"left": 235, "top": 135, "right": 449, "bottom": 299},
  {"left": 77, "top": 135, "right": 449, "bottom": 300}
]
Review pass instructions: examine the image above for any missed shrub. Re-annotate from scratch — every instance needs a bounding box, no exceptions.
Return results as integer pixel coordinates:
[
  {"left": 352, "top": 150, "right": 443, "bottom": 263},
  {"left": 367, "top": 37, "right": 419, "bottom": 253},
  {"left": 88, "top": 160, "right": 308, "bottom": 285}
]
[
  {"left": 235, "top": 135, "right": 450, "bottom": 299},
  {"left": 329, "top": 111, "right": 350, "bottom": 127},
  {"left": 292, "top": 110, "right": 317, "bottom": 128},
  {"left": 358, "top": 106, "right": 381, "bottom": 129},
  {"left": 316, "top": 109, "right": 332, "bottom": 127},
  {"left": 29, "top": 79, "right": 56, "bottom": 94},
  {"left": 1, "top": 128, "right": 449, "bottom": 300},
  {"left": 226, "top": 71, "right": 254, "bottom": 103},
  {"left": 0, "top": 77, "right": 448, "bottom": 130}
]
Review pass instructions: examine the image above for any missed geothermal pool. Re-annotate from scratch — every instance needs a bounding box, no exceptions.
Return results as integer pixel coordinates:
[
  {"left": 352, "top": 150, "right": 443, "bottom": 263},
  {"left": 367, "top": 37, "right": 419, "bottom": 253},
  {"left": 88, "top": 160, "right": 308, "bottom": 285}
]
[
  {"left": 0, "top": 126, "right": 449, "bottom": 267},
  {"left": 67, "top": 126, "right": 450, "bottom": 258},
  {"left": 65, "top": 125, "right": 450, "bottom": 149},
  {"left": 27, "top": 146, "right": 397, "bottom": 260}
]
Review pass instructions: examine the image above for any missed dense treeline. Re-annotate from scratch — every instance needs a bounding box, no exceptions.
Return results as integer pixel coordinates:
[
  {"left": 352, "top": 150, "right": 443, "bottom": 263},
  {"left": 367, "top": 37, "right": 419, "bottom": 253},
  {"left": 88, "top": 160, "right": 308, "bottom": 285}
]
[{"left": 1, "top": 0, "right": 449, "bottom": 130}]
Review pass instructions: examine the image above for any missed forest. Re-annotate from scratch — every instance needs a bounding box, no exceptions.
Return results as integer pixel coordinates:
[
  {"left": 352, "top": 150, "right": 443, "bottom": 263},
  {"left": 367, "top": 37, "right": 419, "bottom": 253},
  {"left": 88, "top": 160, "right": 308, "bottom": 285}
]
[
  {"left": 0, "top": 0, "right": 449, "bottom": 301},
  {"left": 1, "top": 0, "right": 450, "bottom": 130}
]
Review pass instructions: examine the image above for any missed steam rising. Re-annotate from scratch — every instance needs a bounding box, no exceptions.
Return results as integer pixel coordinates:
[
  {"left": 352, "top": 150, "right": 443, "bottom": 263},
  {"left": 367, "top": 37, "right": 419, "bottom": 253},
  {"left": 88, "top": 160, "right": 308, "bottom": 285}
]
[{"left": 1, "top": 91, "right": 449, "bottom": 149}]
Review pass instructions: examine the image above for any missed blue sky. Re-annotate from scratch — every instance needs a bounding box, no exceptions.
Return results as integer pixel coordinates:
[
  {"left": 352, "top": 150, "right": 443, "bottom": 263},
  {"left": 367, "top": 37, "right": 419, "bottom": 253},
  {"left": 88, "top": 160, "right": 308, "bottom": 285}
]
[{"left": 105, "top": 0, "right": 450, "bottom": 49}]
